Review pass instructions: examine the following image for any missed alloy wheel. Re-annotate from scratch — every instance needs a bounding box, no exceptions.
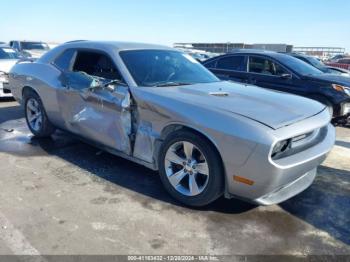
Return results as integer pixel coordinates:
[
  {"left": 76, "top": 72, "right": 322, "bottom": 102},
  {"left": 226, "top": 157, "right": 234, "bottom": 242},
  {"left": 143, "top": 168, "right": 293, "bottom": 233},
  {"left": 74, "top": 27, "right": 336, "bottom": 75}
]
[
  {"left": 26, "top": 98, "right": 43, "bottom": 132},
  {"left": 164, "top": 141, "right": 209, "bottom": 196}
]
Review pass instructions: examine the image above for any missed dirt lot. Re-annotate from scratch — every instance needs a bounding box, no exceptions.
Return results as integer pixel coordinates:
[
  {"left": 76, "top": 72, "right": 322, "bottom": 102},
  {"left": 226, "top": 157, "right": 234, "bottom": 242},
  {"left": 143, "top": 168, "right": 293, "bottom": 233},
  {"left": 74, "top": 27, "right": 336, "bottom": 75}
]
[{"left": 0, "top": 99, "right": 349, "bottom": 256}]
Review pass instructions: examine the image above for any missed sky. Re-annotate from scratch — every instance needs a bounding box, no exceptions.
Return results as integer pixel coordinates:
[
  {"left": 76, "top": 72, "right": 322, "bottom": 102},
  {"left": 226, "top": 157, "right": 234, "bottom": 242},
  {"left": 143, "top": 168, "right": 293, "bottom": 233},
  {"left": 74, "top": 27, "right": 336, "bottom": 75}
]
[{"left": 1, "top": 0, "right": 349, "bottom": 51}]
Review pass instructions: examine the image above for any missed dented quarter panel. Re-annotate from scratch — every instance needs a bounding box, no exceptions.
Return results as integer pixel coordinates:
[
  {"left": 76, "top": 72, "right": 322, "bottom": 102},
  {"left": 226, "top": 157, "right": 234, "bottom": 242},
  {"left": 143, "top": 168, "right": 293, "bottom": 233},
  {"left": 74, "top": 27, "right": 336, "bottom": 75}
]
[{"left": 8, "top": 62, "right": 66, "bottom": 126}]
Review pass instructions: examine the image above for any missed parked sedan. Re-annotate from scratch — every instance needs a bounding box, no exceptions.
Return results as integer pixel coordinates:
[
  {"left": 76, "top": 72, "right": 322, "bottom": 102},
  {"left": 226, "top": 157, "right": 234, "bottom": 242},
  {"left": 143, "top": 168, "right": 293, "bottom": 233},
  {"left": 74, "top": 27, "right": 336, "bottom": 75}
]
[
  {"left": 329, "top": 54, "right": 348, "bottom": 62},
  {"left": 8, "top": 41, "right": 335, "bottom": 206},
  {"left": 289, "top": 53, "right": 350, "bottom": 77},
  {"left": 0, "top": 45, "right": 20, "bottom": 98},
  {"left": 9, "top": 40, "right": 50, "bottom": 59},
  {"left": 203, "top": 50, "right": 350, "bottom": 124},
  {"left": 337, "top": 58, "right": 350, "bottom": 65}
]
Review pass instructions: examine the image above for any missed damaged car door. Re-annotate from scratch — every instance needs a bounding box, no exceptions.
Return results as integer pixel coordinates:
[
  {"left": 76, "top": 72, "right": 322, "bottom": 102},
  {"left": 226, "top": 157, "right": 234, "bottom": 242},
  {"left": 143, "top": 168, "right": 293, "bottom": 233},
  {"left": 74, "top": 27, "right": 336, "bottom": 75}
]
[{"left": 56, "top": 49, "right": 132, "bottom": 154}]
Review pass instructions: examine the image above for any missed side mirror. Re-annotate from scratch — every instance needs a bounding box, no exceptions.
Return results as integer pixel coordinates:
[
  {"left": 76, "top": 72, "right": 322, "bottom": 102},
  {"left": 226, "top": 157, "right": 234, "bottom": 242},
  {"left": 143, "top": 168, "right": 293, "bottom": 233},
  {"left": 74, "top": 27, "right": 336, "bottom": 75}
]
[{"left": 280, "top": 73, "right": 292, "bottom": 79}]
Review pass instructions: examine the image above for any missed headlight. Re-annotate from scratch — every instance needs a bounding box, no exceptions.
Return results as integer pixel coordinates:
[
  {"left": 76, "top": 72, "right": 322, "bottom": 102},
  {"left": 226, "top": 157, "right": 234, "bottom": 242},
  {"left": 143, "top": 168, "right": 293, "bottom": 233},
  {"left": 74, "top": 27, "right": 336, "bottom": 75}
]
[
  {"left": 271, "top": 127, "right": 327, "bottom": 160},
  {"left": 332, "top": 84, "right": 350, "bottom": 96},
  {"left": 271, "top": 139, "right": 291, "bottom": 158},
  {"left": 0, "top": 72, "right": 9, "bottom": 83}
]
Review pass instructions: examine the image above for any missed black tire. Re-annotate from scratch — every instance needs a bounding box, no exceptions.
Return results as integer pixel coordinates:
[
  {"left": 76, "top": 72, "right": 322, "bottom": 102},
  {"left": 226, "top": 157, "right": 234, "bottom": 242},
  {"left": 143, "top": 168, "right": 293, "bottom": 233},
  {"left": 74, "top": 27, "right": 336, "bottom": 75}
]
[
  {"left": 158, "top": 130, "right": 224, "bottom": 207},
  {"left": 24, "top": 89, "right": 56, "bottom": 137}
]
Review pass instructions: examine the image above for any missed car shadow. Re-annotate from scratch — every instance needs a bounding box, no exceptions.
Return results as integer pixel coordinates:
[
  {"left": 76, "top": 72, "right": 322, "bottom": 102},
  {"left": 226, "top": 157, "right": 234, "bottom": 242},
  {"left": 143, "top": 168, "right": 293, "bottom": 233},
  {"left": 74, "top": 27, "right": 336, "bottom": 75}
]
[
  {"left": 1, "top": 107, "right": 348, "bottom": 229},
  {"left": 0, "top": 100, "right": 23, "bottom": 124},
  {"left": 280, "top": 165, "right": 350, "bottom": 245},
  {"left": 335, "top": 140, "right": 350, "bottom": 149},
  {"left": 28, "top": 131, "right": 257, "bottom": 215}
]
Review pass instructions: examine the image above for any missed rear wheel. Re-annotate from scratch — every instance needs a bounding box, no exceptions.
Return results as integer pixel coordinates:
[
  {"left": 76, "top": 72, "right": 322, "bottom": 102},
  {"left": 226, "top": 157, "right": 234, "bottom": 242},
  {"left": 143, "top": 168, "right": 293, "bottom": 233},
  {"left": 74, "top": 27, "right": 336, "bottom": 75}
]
[
  {"left": 158, "top": 130, "right": 224, "bottom": 207},
  {"left": 24, "top": 90, "right": 55, "bottom": 137}
]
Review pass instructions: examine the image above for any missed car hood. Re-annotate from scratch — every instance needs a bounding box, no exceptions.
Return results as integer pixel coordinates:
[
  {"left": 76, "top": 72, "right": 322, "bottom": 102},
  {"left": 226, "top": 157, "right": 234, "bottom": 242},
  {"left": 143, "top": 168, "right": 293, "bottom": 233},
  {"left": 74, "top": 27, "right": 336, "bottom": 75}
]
[
  {"left": 0, "top": 59, "right": 19, "bottom": 73},
  {"left": 155, "top": 81, "right": 326, "bottom": 130},
  {"left": 303, "top": 73, "right": 350, "bottom": 86}
]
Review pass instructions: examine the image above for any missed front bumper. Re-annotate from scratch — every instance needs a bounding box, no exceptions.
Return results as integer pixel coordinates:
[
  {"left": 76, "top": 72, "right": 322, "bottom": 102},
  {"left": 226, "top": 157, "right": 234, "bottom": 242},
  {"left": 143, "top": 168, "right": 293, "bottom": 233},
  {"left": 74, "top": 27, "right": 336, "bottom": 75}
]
[
  {"left": 225, "top": 109, "right": 335, "bottom": 205},
  {"left": 340, "top": 102, "right": 350, "bottom": 116},
  {"left": 0, "top": 82, "right": 13, "bottom": 98},
  {"left": 254, "top": 168, "right": 317, "bottom": 205},
  {"left": 333, "top": 102, "right": 350, "bottom": 124}
]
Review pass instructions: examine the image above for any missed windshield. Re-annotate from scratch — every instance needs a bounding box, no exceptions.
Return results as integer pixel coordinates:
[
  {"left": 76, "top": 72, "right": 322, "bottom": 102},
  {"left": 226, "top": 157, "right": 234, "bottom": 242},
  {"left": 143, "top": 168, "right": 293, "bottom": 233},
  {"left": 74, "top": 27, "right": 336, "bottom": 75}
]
[
  {"left": 0, "top": 47, "right": 20, "bottom": 59},
  {"left": 307, "top": 56, "right": 325, "bottom": 68},
  {"left": 120, "top": 50, "right": 219, "bottom": 86},
  {"left": 21, "top": 42, "right": 49, "bottom": 50},
  {"left": 279, "top": 55, "right": 323, "bottom": 76}
]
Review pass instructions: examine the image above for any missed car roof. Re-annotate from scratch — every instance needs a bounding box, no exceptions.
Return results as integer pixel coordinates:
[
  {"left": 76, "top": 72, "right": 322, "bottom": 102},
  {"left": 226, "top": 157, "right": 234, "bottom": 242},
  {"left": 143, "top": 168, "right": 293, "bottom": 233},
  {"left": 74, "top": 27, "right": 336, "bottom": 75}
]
[
  {"left": 60, "top": 40, "right": 173, "bottom": 52},
  {"left": 206, "top": 49, "right": 292, "bottom": 61}
]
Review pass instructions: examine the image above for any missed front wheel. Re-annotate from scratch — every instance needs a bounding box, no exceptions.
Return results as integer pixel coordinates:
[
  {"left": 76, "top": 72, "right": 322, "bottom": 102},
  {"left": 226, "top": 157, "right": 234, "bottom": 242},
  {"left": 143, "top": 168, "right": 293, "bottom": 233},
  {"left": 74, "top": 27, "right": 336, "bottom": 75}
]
[
  {"left": 158, "top": 130, "right": 224, "bottom": 207},
  {"left": 24, "top": 90, "right": 56, "bottom": 137}
]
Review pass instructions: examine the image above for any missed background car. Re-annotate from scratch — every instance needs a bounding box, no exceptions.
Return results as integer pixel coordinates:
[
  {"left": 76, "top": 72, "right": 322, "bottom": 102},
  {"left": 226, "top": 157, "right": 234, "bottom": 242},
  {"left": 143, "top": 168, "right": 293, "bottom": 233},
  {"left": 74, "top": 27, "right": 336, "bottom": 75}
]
[
  {"left": 337, "top": 58, "right": 350, "bottom": 65},
  {"left": 203, "top": 50, "right": 350, "bottom": 124},
  {"left": 329, "top": 54, "right": 348, "bottom": 62},
  {"left": 9, "top": 40, "right": 50, "bottom": 59},
  {"left": 0, "top": 45, "right": 20, "bottom": 98},
  {"left": 289, "top": 53, "right": 350, "bottom": 77},
  {"left": 8, "top": 41, "right": 335, "bottom": 207}
]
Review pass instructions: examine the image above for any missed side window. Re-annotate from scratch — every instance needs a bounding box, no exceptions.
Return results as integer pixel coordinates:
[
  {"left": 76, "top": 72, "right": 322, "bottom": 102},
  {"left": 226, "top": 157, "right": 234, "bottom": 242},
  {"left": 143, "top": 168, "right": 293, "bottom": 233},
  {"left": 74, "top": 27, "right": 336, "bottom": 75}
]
[
  {"left": 274, "top": 63, "right": 288, "bottom": 76},
  {"left": 217, "top": 56, "right": 246, "bottom": 71},
  {"left": 72, "top": 51, "right": 122, "bottom": 81},
  {"left": 53, "top": 49, "right": 76, "bottom": 71},
  {"left": 204, "top": 59, "right": 217, "bottom": 69},
  {"left": 249, "top": 56, "right": 273, "bottom": 74},
  {"left": 248, "top": 56, "right": 288, "bottom": 76}
]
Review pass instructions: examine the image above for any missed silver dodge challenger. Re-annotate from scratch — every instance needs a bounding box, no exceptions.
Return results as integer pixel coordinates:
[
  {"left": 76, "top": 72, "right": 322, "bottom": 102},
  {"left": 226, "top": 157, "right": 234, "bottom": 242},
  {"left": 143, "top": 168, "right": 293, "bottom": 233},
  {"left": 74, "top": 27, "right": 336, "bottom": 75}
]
[{"left": 8, "top": 41, "right": 335, "bottom": 206}]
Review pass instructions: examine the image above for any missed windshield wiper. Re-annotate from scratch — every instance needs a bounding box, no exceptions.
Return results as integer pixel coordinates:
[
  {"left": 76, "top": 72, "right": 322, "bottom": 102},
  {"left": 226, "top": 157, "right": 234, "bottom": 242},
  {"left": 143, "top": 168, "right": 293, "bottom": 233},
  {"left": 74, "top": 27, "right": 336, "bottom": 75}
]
[{"left": 153, "top": 81, "right": 192, "bottom": 87}]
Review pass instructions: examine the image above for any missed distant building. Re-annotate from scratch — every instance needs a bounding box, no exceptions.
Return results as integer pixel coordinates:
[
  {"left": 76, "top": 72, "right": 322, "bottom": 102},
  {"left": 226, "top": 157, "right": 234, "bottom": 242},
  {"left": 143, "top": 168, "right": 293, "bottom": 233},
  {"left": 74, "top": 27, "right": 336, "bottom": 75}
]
[
  {"left": 252, "top": 44, "right": 293, "bottom": 53},
  {"left": 174, "top": 43, "right": 346, "bottom": 58},
  {"left": 174, "top": 43, "right": 292, "bottom": 54},
  {"left": 293, "top": 47, "right": 345, "bottom": 59},
  {"left": 174, "top": 43, "right": 253, "bottom": 54}
]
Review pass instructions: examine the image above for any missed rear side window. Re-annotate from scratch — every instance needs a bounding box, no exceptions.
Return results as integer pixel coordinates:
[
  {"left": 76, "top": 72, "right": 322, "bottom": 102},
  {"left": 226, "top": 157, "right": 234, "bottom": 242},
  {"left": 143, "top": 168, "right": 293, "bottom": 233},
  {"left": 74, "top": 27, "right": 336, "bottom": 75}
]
[
  {"left": 216, "top": 56, "right": 246, "bottom": 71},
  {"left": 54, "top": 49, "right": 76, "bottom": 71},
  {"left": 248, "top": 56, "right": 288, "bottom": 76}
]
